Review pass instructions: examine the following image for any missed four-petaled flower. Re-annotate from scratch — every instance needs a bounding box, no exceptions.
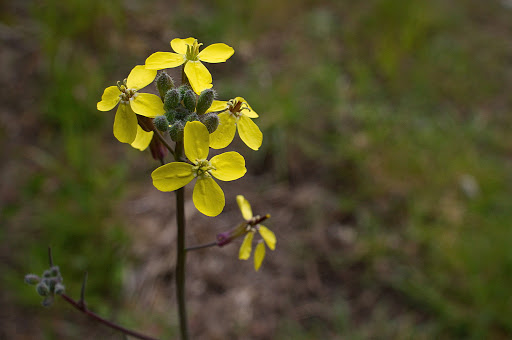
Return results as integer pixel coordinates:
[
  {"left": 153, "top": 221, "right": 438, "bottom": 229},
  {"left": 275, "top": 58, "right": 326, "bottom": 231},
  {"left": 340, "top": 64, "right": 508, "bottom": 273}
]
[
  {"left": 152, "top": 121, "right": 246, "bottom": 216},
  {"left": 97, "top": 65, "right": 164, "bottom": 144},
  {"left": 209, "top": 97, "right": 262, "bottom": 150},
  {"left": 145, "top": 37, "right": 234, "bottom": 95},
  {"left": 237, "top": 195, "right": 276, "bottom": 271}
]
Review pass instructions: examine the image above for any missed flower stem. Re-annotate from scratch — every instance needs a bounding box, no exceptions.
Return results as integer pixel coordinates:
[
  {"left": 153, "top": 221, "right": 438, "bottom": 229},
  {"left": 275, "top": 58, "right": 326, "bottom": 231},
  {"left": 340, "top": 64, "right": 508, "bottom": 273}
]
[{"left": 174, "top": 140, "right": 189, "bottom": 340}]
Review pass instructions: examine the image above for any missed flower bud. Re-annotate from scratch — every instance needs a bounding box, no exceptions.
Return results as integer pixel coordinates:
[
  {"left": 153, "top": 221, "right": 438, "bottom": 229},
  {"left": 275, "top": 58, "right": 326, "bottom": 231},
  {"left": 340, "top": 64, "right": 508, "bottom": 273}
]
[
  {"left": 24, "top": 274, "right": 40, "bottom": 285},
  {"left": 169, "top": 120, "right": 185, "bottom": 142},
  {"left": 42, "top": 295, "right": 54, "bottom": 307},
  {"left": 164, "top": 89, "right": 180, "bottom": 112},
  {"left": 36, "top": 281, "right": 50, "bottom": 296},
  {"left": 50, "top": 266, "right": 60, "bottom": 276},
  {"left": 155, "top": 71, "right": 175, "bottom": 99},
  {"left": 200, "top": 112, "right": 219, "bottom": 133},
  {"left": 178, "top": 84, "right": 191, "bottom": 101},
  {"left": 174, "top": 107, "right": 189, "bottom": 121},
  {"left": 183, "top": 89, "right": 197, "bottom": 112},
  {"left": 42, "top": 270, "right": 51, "bottom": 278},
  {"left": 185, "top": 112, "right": 199, "bottom": 122},
  {"left": 196, "top": 89, "right": 215, "bottom": 115},
  {"left": 153, "top": 115, "right": 169, "bottom": 132},
  {"left": 54, "top": 283, "right": 65, "bottom": 295}
]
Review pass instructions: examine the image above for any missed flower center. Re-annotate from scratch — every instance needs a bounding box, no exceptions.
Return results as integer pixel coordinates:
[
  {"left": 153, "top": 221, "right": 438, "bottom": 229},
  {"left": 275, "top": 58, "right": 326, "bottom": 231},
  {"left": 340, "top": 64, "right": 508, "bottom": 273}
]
[
  {"left": 185, "top": 40, "right": 203, "bottom": 61},
  {"left": 117, "top": 79, "right": 138, "bottom": 104},
  {"left": 192, "top": 158, "right": 215, "bottom": 178},
  {"left": 227, "top": 98, "right": 251, "bottom": 119}
]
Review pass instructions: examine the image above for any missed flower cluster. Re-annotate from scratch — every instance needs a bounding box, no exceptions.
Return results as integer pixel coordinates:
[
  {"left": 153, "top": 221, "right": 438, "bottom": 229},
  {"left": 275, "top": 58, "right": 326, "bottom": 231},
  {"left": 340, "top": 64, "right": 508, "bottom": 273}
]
[{"left": 97, "top": 37, "right": 275, "bottom": 269}]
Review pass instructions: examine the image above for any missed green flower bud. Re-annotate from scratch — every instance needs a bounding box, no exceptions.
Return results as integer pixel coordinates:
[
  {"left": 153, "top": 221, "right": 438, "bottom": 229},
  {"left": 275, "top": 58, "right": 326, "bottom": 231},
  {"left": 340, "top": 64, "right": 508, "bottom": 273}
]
[
  {"left": 154, "top": 115, "right": 169, "bottom": 132},
  {"left": 155, "top": 71, "right": 175, "bottom": 99},
  {"left": 46, "top": 277, "right": 58, "bottom": 291},
  {"left": 42, "top": 270, "right": 51, "bottom": 278},
  {"left": 185, "top": 112, "right": 199, "bottom": 122},
  {"left": 169, "top": 120, "right": 185, "bottom": 142},
  {"left": 54, "top": 283, "right": 65, "bottom": 295},
  {"left": 174, "top": 107, "right": 189, "bottom": 121},
  {"left": 50, "top": 266, "right": 60, "bottom": 276},
  {"left": 36, "top": 281, "right": 50, "bottom": 296},
  {"left": 200, "top": 112, "right": 220, "bottom": 133},
  {"left": 24, "top": 274, "right": 40, "bottom": 285},
  {"left": 164, "top": 89, "right": 180, "bottom": 112},
  {"left": 165, "top": 109, "right": 176, "bottom": 123},
  {"left": 196, "top": 89, "right": 215, "bottom": 115},
  {"left": 183, "top": 89, "right": 197, "bottom": 112},
  {"left": 42, "top": 295, "right": 54, "bottom": 308},
  {"left": 178, "top": 84, "right": 191, "bottom": 101}
]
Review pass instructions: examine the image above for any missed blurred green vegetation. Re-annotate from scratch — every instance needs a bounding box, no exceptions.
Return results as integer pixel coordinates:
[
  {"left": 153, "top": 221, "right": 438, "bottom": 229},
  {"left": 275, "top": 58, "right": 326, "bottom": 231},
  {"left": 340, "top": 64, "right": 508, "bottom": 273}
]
[{"left": 3, "top": 0, "right": 512, "bottom": 338}]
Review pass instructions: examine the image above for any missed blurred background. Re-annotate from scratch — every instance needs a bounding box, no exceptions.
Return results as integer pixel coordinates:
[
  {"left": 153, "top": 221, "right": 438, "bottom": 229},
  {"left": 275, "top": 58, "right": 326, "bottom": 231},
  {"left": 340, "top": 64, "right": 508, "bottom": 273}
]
[{"left": 2, "top": 0, "right": 512, "bottom": 339}]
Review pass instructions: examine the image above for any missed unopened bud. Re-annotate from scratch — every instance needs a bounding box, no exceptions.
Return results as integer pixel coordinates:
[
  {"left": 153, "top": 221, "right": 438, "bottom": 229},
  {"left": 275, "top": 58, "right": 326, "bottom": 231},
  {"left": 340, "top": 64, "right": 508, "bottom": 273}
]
[
  {"left": 183, "top": 89, "right": 197, "bottom": 112},
  {"left": 153, "top": 115, "right": 169, "bottom": 132},
  {"left": 36, "top": 281, "right": 50, "bottom": 296},
  {"left": 174, "top": 107, "right": 189, "bottom": 120},
  {"left": 42, "top": 270, "right": 51, "bottom": 278},
  {"left": 24, "top": 274, "right": 40, "bottom": 285},
  {"left": 54, "top": 283, "right": 65, "bottom": 295},
  {"left": 169, "top": 120, "right": 185, "bottom": 142},
  {"left": 178, "top": 84, "right": 191, "bottom": 101},
  {"left": 196, "top": 89, "right": 215, "bottom": 115},
  {"left": 185, "top": 112, "right": 199, "bottom": 122},
  {"left": 155, "top": 71, "right": 175, "bottom": 99},
  {"left": 164, "top": 89, "right": 180, "bottom": 112},
  {"left": 50, "top": 266, "right": 60, "bottom": 276},
  {"left": 200, "top": 112, "right": 219, "bottom": 133},
  {"left": 42, "top": 295, "right": 54, "bottom": 308}
]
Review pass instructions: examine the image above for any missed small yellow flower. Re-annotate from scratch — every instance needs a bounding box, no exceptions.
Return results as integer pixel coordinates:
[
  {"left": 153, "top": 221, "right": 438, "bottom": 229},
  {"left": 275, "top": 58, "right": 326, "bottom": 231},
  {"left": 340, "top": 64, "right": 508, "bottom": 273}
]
[
  {"left": 152, "top": 121, "right": 246, "bottom": 216},
  {"left": 97, "top": 65, "right": 164, "bottom": 144},
  {"left": 237, "top": 195, "right": 276, "bottom": 271},
  {"left": 209, "top": 97, "right": 262, "bottom": 150},
  {"left": 145, "top": 37, "right": 234, "bottom": 94}
]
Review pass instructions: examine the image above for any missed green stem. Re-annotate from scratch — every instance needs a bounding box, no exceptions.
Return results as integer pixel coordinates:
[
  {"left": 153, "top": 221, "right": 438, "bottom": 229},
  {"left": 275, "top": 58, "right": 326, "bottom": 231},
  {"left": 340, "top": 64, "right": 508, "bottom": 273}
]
[{"left": 174, "top": 140, "right": 188, "bottom": 340}]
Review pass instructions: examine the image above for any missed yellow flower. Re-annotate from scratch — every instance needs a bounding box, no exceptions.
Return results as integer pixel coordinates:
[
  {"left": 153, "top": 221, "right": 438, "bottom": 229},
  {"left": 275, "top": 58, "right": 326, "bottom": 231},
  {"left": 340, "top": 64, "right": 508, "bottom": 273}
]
[
  {"left": 209, "top": 97, "right": 262, "bottom": 150},
  {"left": 237, "top": 195, "right": 276, "bottom": 271},
  {"left": 152, "top": 121, "right": 246, "bottom": 216},
  {"left": 97, "top": 65, "right": 164, "bottom": 144},
  {"left": 145, "top": 37, "right": 234, "bottom": 94}
]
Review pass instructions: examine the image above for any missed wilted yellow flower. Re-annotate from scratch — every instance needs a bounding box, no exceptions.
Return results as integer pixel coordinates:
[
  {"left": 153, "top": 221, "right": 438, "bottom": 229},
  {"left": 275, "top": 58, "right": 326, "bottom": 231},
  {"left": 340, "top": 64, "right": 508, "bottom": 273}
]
[
  {"left": 145, "top": 37, "right": 234, "bottom": 94},
  {"left": 209, "top": 97, "right": 262, "bottom": 150},
  {"left": 152, "top": 121, "right": 246, "bottom": 216},
  {"left": 97, "top": 65, "right": 164, "bottom": 144},
  {"left": 237, "top": 195, "right": 276, "bottom": 271}
]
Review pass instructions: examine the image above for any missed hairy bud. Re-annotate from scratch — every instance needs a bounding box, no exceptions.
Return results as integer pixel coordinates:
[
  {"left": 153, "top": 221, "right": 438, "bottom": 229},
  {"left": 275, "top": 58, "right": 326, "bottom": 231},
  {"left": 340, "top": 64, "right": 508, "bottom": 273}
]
[
  {"left": 155, "top": 71, "right": 175, "bottom": 99},
  {"left": 36, "top": 281, "right": 50, "bottom": 296},
  {"left": 183, "top": 89, "right": 197, "bottom": 112},
  {"left": 50, "top": 266, "right": 60, "bottom": 276},
  {"left": 185, "top": 112, "right": 199, "bottom": 122},
  {"left": 178, "top": 84, "right": 191, "bottom": 101},
  {"left": 164, "top": 89, "right": 180, "bottom": 112},
  {"left": 200, "top": 112, "right": 220, "bottom": 133},
  {"left": 42, "top": 270, "right": 51, "bottom": 278},
  {"left": 24, "top": 274, "right": 40, "bottom": 285},
  {"left": 54, "top": 283, "right": 65, "bottom": 295},
  {"left": 153, "top": 115, "right": 169, "bottom": 132},
  {"left": 196, "top": 89, "right": 215, "bottom": 115},
  {"left": 42, "top": 295, "right": 54, "bottom": 308},
  {"left": 169, "top": 120, "right": 185, "bottom": 142},
  {"left": 174, "top": 107, "right": 190, "bottom": 121}
]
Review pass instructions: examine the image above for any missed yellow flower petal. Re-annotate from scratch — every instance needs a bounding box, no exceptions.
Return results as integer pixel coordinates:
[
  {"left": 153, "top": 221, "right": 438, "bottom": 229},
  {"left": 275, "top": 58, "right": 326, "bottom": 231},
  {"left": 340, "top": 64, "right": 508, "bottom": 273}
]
[
  {"left": 239, "top": 232, "right": 254, "bottom": 260},
  {"left": 171, "top": 37, "right": 196, "bottom": 55},
  {"left": 151, "top": 162, "right": 194, "bottom": 192},
  {"left": 184, "top": 121, "right": 210, "bottom": 162},
  {"left": 130, "top": 125, "right": 154, "bottom": 151},
  {"left": 97, "top": 86, "right": 121, "bottom": 111},
  {"left": 210, "top": 152, "right": 246, "bottom": 181},
  {"left": 126, "top": 65, "right": 157, "bottom": 90},
  {"left": 237, "top": 97, "right": 259, "bottom": 118},
  {"left": 145, "top": 52, "right": 185, "bottom": 70},
  {"left": 113, "top": 104, "right": 138, "bottom": 144},
  {"left": 258, "top": 225, "right": 276, "bottom": 250},
  {"left": 209, "top": 112, "right": 236, "bottom": 149},
  {"left": 193, "top": 177, "right": 225, "bottom": 216},
  {"left": 130, "top": 93, "right": 164, "bottom": 118},
  {"left": 207, "top": 100, "right": 228, "bottom": 113},
  {"left": 254, "top": 242, "right": 266, "bottom": 271},
  {"left": 184, "top": 61, "right": 213, "bottom": 94},
  {"left": 237, "top": 115, "right": 263, "bottom": 150},
  {"left": 198, "top": 43, "right": 234, "bottom": 63},
  {"left": 236, "top": 195, "right": 253, "bottom": 220}
]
